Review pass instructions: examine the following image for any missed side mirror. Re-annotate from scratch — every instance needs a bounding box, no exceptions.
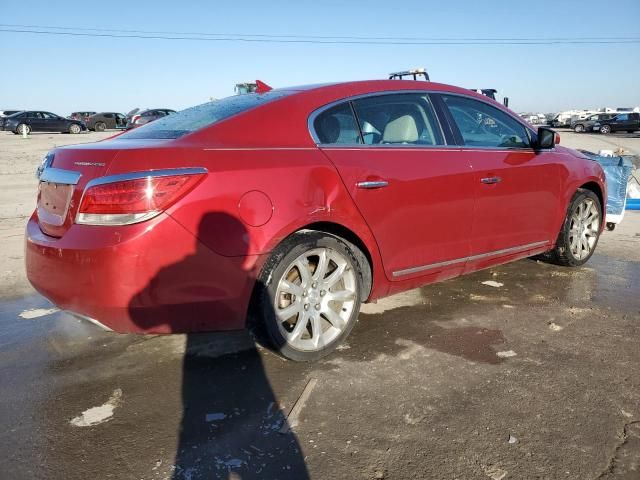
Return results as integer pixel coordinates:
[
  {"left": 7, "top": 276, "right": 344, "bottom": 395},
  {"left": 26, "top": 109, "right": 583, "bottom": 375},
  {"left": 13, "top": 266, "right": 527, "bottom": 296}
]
[{"left": 535, "top": 127, "right": 559, "bottom": 149}]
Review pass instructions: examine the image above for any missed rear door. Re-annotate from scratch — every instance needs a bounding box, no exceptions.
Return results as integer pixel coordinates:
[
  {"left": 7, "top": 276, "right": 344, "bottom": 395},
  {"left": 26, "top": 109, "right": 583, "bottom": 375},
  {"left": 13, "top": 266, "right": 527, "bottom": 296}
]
[
  {"left": 103, "top": 113, "right": 114, "bottom": 128},
  {"left": 436, "top": 93, "right": 561, "bottom": 269},
  {"left": 27, "top": 112, "right": 47, "bottom": 132},
  {"left": 610, "top": 114, "right": 628, "bottom": 132},
  {"left": 314, "top": 93, "right": 476, "bottom": 281}
]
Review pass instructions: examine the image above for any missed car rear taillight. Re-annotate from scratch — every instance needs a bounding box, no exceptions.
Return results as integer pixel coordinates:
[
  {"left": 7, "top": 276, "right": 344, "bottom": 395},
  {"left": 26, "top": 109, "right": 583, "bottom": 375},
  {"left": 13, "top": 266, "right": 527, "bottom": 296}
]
[{"left": 76, "top": 170, "right": 206, "bottom": 225}]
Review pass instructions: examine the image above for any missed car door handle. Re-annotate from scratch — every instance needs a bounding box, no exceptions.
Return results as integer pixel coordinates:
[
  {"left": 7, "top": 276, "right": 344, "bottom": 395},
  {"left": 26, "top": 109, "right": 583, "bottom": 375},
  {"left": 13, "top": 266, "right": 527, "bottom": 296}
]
[
  {"left": 480, "top": 176, "right": 502, "bottom": 184},
  {"left": 356, "top": 180, "right": 389, "bottom": 189}
]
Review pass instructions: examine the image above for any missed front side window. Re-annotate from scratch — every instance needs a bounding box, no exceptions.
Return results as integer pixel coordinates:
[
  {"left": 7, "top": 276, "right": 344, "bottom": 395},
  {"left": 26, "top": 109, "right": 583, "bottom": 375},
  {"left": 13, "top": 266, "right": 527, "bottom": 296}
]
[
  {"left": 352, "top": 93, "right": 444, "bottom": 146},
  {"left": 442, "top": 95, "right": 531, "bottom": 148},
  {"left": 313, "top": 103, "right": 361, "bottom": 144}
]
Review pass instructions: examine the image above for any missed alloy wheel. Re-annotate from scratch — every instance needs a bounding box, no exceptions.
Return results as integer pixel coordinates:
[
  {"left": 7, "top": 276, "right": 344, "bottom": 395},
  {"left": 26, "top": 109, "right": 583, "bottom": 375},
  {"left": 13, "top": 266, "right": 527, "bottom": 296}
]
[
  {"left": 568, "top": 198, "right": 600, "bottom": 260},
  {"left": 274, "top": 247, "right": 357, "bottom": 352}
]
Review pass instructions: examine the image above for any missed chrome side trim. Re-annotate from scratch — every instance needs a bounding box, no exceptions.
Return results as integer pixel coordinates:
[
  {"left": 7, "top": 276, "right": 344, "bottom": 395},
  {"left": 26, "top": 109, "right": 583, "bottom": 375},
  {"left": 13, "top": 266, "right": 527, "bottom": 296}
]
[
  {"left": 84, "top": 167, "right": 208, "bottom": 189},
  {"left": 39, "top": 167, "right": 82, "bottom": 185},
  {"left": 66, "top": 311, "right": 114, "bottom": 331},
  {"left": 203, "top": 147, "right": 315, "bottom": 151},
  {"left": 392, "top": 240, "right": 549, "bottom": 278}
]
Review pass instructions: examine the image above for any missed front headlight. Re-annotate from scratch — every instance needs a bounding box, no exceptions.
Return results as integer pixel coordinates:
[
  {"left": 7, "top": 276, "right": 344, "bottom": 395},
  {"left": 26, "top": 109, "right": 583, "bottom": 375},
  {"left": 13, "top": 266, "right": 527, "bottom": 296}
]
[{"left": 36, "top": 152, "right": 54, "bottom": 179}]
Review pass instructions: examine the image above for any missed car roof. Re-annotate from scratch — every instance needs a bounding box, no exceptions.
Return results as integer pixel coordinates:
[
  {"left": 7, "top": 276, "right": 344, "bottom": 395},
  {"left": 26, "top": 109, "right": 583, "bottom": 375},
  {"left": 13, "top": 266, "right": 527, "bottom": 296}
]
[{"left": 184, "top": 79, "right": 514, "bottom": 147}]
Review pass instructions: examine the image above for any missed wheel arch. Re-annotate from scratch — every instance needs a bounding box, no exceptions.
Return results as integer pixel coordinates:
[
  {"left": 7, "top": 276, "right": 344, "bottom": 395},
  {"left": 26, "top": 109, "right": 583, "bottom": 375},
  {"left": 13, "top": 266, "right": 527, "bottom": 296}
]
[
  {"left": 297, "top": 221, "right": 373, "bottom": 299},
  {"left": 579, "top": 181, "right": 604, "bottom": 213}
]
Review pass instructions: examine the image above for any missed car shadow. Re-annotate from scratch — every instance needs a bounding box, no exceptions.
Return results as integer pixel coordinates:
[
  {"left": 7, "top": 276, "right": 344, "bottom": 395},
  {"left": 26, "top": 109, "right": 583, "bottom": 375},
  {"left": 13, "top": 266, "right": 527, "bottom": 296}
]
[{"left": 128, "top": 212, "right": 309, "bottom": 479}]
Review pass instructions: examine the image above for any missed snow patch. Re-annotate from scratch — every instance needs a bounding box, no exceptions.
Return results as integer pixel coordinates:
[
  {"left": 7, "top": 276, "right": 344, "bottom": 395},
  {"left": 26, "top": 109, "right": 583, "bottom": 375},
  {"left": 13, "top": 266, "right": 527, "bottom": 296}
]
[
  {"left": 496, "top": 350, "right": 517, "bottom": 358},
  {"left": 70, "top": 389, "right": 122, "bottom": 427},
  {"left": 19, "top": 307, "right": 59, "bottom": 319},
  {"left": 482, "top": 280, "right": 504, "bottom": 288}
]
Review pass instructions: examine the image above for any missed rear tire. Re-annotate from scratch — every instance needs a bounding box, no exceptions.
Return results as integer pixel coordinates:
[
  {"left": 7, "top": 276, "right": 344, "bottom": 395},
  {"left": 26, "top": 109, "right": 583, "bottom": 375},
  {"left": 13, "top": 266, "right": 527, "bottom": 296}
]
[
  {"left": 254, "top": 231, "right": 365, "bottom": 361},
  {"left": 574, "top": 124, "right": 585, "bottom": 133},
  {"left": 95, "top": 122, "right": 106, "bottom": 132},
  {"left": 549, "top": 189, "right": 602, "bottom": 267},
  {"left": 16, "top": 123, "right": 30, "bottom": 135}
]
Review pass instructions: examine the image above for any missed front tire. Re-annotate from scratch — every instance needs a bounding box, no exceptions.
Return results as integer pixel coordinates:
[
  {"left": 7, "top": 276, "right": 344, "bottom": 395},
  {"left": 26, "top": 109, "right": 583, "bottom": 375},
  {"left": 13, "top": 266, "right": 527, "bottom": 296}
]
[
  {"left": 95, "top": 122, "right": 106, "bottom": 132},
  {"left": 549, "top": 189, "right": 602, "bottom": 266},
  {"left": 600, "top": 125, "right": 611, "bottom": 134},
  {"left": 255, "top": 231, "right": 364, "bottom": 361},
  {"left": 69, "top": 124, "right": 81, "bottom": 134}
]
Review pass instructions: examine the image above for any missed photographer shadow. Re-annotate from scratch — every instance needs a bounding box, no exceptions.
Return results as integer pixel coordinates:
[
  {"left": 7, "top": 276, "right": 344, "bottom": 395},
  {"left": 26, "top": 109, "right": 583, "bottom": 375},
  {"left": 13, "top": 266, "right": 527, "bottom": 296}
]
[{"left": 128, "top": 212, "right": 309, "bottom": 479}]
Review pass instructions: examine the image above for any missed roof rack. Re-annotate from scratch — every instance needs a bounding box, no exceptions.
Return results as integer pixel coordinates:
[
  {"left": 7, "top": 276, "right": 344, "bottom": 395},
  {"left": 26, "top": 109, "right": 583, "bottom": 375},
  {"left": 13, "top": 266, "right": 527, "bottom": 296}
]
[{"left": 388, "top": 68, "right": 430, "bottom": 81}]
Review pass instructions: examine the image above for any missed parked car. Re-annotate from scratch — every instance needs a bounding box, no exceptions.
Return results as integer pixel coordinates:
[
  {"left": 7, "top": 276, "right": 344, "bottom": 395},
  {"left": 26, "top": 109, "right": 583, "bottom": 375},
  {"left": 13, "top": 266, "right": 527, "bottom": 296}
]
[
  {"left": 69, "top": 111, "right": 97, "bottom": 122},
  {"left": 26, "top": 80, "right": 606, "bottom": 361},
  {"left": 1, "top": 111, "right": 86, "bottom": 134},
  {"left": 0, "top": 110, "right": 21, "bottom": 117},
  {"left": 87, "top": 112, "right": 127, "bottom": 131},
  {"left": 125, "top": 108, "right": 176, "bottom": 129},
  {"left": 571, "top": 113, "right": 617, "bottom": 133},
  {"left": 593, "top": 112, "right": 640, "bottom": 134}
]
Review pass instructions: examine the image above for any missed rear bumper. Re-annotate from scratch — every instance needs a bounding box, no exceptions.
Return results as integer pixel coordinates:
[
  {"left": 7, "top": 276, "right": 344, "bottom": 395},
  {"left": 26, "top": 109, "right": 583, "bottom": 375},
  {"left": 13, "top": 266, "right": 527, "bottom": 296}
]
[{"left": 25, "top": 212, "right": 260, "bottom": 334}]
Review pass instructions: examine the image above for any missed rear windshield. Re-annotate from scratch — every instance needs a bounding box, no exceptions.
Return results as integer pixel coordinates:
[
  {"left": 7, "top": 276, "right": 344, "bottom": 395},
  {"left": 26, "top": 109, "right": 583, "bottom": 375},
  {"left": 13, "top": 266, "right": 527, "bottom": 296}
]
[{"left": 119, "top": 90, "right": 293, "bottom": 139}]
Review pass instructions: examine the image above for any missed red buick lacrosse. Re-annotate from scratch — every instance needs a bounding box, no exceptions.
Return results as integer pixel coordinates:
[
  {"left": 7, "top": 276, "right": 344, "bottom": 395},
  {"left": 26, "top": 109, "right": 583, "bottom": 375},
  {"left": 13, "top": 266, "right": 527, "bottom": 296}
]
[{"left": 26, "top": 80, "right": 605, "bottom": 360}]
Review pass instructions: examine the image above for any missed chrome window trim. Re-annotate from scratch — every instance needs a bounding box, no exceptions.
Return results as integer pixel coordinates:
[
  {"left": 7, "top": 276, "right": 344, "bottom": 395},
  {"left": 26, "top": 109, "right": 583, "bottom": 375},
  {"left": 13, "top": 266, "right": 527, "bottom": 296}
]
[
  {"left": 392, "top": 240, "right": 549, "bottom": 278},
  {"left": 39, "top": 167, "right": 82, "bottom": 185},
  {"left": 307, "top": 89, "right": 539, "bottom": 151},
  {"left": 308, "top": 90, "right": 449, "bottom": 147}
]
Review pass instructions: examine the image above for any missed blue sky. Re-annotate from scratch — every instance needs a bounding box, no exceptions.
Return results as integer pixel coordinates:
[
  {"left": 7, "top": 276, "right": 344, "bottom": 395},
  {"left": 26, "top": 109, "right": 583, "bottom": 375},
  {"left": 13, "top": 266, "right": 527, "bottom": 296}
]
[{"left": 1, "top": 0, "right": 639, "bottom": 115}]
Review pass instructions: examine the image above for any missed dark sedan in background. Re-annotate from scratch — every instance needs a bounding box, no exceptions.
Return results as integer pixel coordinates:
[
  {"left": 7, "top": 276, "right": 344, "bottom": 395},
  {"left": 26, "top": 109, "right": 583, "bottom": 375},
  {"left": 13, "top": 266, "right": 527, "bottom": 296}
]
[
  {"left": 570, "top": 113, "right": 616, "bottom": 133},
  {"left": 0, "top": 111, "right": 86, "bottom": 134},
  {"left": 593, "top": 112, "right": 640, "bottom": 134},
  {"left": 126, "top": 108, "right": 176, "bottom": 129},
  {"left": 87, "top": 112, "right": 127, "bottom": 131}
]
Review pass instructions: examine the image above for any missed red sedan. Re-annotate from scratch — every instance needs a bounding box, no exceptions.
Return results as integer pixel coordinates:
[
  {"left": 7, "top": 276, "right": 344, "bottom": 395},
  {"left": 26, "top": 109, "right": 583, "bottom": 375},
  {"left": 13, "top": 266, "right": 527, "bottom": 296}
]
[{"left": 26, "top": 80, "right": 606, "bottom": 361}]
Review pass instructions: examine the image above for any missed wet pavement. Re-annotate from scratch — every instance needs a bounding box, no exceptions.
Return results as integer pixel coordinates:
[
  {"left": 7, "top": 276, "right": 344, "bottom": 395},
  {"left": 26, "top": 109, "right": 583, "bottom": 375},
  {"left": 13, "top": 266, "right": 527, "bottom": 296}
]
[{"left": 1, "top": 214, "right": 639, "bottom": 479}]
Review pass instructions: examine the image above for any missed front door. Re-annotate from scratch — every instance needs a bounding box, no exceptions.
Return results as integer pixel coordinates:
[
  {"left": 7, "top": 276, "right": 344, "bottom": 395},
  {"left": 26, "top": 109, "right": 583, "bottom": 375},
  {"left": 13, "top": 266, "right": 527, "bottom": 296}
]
[
  {"left": 313, "top": 93, "right": 476, "bottom": 280},
  {"left": 437, "top": 94, "right": 561, "bottom": 268}
]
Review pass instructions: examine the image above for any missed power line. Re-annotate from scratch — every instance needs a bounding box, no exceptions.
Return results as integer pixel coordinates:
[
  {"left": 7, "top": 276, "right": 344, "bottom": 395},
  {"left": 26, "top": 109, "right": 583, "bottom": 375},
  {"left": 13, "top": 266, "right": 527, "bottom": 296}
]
[
  {"left": 1, "top": 26, "right": 639, "bottom": 45},
  {"left": 1, "top": 23, "right": 639, "bottom": 42}
]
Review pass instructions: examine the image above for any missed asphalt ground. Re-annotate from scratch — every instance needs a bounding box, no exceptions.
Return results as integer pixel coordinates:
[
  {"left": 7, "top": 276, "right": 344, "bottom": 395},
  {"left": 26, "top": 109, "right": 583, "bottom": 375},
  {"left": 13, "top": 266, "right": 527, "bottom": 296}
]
[{"left": 0, "top": 129, "right": 638, "bottom": 479}]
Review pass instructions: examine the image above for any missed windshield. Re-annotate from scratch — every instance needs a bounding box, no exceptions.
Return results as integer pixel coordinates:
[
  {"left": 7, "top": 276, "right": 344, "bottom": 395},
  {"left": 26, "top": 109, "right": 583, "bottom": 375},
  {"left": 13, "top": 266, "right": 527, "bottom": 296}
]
[{"left": 119, "top": 91, "right": 293, "bottom": 140}]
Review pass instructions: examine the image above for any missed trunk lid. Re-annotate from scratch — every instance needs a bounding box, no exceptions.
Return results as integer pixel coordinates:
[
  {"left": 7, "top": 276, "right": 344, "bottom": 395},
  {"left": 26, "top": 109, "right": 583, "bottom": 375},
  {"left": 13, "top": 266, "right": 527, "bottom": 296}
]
[{"left": 37, "top": 139, "right": 172, "bottom": 237}]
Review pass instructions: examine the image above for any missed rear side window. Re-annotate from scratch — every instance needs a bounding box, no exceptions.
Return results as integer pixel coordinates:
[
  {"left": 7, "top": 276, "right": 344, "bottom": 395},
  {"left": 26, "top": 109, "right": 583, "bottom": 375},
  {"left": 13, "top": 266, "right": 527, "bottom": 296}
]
[
  {"left": 442, "top": 95, "right": 530, "bottom": 148},
  {"left": 120, "top": 90, "right": 293, "bottom": 139},
  {"left": 616, "top": 114, "right": 629, "bottom": 121},
  {"left": 352, "top": 93, "right": 444, "bottom": 146},
  {"left": 313, "top": 103, "right": 362, "bottom": 144}
]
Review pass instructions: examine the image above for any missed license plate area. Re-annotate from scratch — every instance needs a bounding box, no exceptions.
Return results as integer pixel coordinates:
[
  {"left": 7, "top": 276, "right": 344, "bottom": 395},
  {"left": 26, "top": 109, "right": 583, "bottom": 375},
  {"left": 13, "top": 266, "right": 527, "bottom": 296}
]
[{"left": 37, "top": 181, "right": 74, "bottom": 227}]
